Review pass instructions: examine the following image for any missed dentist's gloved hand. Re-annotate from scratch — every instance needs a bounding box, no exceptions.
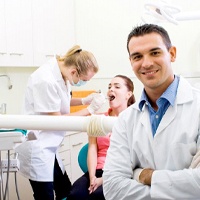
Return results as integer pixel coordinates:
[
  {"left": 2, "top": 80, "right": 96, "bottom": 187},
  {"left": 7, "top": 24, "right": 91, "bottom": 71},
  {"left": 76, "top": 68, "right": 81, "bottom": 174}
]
[
  {"left": 87, "top": 93, "right": 106, "bottom": 114},
  {"left": 190, "top": 149, "right": 200, "bottom": 168},
  {"left": 82, "top": 93, "right": 99, "bottom": 105}
]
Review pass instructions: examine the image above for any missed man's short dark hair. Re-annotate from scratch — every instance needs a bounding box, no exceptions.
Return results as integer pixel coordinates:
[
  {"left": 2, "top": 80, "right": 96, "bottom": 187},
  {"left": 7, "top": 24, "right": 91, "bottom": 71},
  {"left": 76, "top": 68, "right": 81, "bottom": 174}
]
[{"left": 127, "top": 24, "right": 172, "bottom": 54}]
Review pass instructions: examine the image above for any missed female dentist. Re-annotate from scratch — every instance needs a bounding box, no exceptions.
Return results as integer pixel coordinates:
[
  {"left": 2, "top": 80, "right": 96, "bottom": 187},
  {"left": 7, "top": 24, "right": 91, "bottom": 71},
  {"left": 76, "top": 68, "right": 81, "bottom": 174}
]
[{"left": 15, "top": 45, "right": 105, "bottom": 200}]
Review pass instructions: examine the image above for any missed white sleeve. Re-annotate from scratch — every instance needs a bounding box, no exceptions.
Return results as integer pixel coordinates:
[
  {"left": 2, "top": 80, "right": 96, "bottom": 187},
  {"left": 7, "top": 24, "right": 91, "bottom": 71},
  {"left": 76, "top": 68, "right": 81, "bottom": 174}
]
[
  {"left": 151, "top": 168, "right": 200, "bottom": 199},
  {"left": 33, "top": 81, "right": 61, "bottom": 112},
  {"left": 103, "top": 116, "right": 151, "bottom": 200},
  {"left": 151, "top": 131, "right": 200, "bottom": 199}
]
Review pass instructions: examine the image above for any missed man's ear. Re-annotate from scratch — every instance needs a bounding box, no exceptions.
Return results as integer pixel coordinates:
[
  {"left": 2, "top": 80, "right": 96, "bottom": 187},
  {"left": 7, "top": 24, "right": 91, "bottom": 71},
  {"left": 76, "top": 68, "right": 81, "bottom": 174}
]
[{"left": 169, "top": 46, "right": 176, "bottom": 62}]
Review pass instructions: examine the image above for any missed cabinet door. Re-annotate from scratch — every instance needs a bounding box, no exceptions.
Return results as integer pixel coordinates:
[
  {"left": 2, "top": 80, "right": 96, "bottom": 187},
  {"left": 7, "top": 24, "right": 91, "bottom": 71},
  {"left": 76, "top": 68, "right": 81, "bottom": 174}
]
[
  {"left": 0, "top": 0, "right": 7, "bottom": 66},
  {"left": 9, "top": 173, "right": 34, "bottom": 200},
  {"left": 2, "top": 0, "right": 33, "bottom": 67},
  {"left": 59, "top": 135, "right": 72, "bottom": 180},
  {"left": 0, "top": 0, "right": 75, "bottom": 67},
  {"left": 32, "top": 0, "right": 75, "bottom": 66},
  {"left": 54, "top": 0, "right": 76, "bottom": 54},
  {"left": 69, "top": 132, "right": 88, "bottom": 183},
  {"left": 32, "top": 0, "right": 56, "bottom": 66}
]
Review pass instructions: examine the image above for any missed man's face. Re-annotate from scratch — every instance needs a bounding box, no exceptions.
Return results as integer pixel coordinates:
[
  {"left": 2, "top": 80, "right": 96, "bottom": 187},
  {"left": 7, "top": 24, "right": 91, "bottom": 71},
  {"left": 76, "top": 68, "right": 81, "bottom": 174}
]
[{"left": 128, "top": 32, "right": 176, "bottom": 94}]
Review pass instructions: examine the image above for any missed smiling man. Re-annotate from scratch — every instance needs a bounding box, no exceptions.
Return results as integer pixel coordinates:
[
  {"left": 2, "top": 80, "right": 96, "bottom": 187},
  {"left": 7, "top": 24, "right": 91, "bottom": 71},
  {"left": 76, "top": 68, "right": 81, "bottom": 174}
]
[{"left": 103, "top": 24, "right": 200, "bottom": 200}]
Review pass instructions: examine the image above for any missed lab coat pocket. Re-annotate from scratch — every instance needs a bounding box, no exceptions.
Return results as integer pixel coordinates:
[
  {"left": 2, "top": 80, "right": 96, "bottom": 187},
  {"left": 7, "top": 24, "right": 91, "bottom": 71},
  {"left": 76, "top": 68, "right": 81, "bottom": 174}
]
[{"left": 171, "top": 142, "right": 196, "bottom": 169}]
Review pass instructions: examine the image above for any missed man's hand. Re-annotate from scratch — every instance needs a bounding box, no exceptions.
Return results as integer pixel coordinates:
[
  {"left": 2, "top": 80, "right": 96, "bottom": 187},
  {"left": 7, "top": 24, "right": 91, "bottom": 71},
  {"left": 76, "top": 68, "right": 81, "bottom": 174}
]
[
  {"left": 139, "top": 168, "right": 154, "bottom": 186},
  {"left": 133, "top": 168, "right": 154, "bottom": 186}
]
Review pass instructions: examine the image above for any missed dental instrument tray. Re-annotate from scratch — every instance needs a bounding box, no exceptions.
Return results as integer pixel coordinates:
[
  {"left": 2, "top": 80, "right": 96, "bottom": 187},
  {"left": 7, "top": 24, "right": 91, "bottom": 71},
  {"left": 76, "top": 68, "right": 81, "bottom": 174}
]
[{"left": 0, "top": 130, "right": 25, "bottom": 150}]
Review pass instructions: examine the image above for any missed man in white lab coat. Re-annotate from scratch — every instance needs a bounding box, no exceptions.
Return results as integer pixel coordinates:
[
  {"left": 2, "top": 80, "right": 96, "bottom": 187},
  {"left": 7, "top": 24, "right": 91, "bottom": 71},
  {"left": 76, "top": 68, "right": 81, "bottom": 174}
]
[{"left": 103, "top": 24, "right": 200, "bottom": 199}]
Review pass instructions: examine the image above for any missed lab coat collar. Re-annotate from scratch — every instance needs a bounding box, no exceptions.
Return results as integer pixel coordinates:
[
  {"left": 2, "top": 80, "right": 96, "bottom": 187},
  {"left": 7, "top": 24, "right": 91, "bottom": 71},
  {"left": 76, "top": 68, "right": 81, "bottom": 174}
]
[
  {"left": 153, "top": 76, "right": 194, "bottom": 136},
  {"left": 176, "top": 75, "right": 194, "bottom": 104},
  {"left": 139, "top": 75, "right": 179, "bottom": 110},
  {"left": 131, "top": 76, "right": 195, "bottom": 137},
  {"left": 50, "top": 57, "right": 63, "bottom": 82},
  {"left": 137, "top": 75, "right": 193, "bottom": 111}
]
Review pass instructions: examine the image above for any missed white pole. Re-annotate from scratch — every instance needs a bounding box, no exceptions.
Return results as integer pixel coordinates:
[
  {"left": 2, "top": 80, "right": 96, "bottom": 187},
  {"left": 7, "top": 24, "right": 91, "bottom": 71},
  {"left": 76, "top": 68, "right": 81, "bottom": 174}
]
[{"left": 0, "top": 115, "right": 117, "bottom": 136}]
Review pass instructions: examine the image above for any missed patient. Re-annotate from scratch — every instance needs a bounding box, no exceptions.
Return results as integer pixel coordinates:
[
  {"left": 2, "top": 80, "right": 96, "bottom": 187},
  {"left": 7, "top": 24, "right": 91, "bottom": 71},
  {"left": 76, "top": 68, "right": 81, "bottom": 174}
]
[{"left": 68, "top": 75, "right": 135, "bottom": 200}]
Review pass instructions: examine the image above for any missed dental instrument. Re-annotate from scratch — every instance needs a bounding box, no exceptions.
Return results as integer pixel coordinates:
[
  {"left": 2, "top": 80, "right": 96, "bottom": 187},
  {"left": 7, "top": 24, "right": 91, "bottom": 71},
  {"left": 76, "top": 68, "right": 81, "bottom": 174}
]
[{"left": 0, "top": 130, "right": 24, "bottom": 200}]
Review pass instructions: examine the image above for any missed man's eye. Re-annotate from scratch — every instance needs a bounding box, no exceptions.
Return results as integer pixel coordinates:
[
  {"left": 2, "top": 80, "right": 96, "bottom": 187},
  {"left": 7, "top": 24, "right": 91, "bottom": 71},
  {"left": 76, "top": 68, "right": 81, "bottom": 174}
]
[
  {"left": 131, "top": 55, "right": 141, "bottom": 61},
  {"left": 152, "top": 51, "right": 160, "bottom": 56}
]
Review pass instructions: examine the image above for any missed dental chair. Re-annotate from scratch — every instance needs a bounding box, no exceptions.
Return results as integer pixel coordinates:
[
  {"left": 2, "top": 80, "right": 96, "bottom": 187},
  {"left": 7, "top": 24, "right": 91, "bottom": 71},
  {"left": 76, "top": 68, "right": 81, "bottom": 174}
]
[{"left": 78, "top": 143, "right": 88, "bottom": 173}]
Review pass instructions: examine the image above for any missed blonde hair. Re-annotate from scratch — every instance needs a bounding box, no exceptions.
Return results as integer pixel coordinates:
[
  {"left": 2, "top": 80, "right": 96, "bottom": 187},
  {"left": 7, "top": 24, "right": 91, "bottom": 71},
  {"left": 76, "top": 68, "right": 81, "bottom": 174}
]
[{"left": 56, "top": 45, "right": 99, "bottom": 75}]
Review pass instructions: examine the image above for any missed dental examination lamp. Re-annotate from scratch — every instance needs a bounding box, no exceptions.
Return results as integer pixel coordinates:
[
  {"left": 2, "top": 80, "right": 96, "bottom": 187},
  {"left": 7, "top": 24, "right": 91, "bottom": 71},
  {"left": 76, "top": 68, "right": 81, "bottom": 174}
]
[{"left": 142, "top": 0, "right": 200, "bottom": 25}]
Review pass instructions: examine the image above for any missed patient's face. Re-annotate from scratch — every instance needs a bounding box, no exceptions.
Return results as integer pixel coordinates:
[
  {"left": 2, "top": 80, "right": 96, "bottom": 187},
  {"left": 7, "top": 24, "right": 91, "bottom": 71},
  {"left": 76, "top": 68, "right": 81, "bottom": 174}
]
[{"left": 107, "top": 77, "right": 130, "bottom": 109}]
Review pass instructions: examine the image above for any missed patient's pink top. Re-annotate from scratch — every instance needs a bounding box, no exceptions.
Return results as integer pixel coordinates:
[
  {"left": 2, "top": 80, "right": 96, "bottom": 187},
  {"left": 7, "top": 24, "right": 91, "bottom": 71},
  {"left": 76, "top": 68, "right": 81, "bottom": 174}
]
[{"left": 96, "top": 108, "right": 112, "bottom": 169}]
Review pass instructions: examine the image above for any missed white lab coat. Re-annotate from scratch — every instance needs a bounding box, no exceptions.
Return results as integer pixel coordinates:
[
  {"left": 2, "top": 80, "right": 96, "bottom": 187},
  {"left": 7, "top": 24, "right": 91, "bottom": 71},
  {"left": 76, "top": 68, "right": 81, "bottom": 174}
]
[
  {"left": 15, "top": 58, "right": 71, "bottom": 181},
  {"left": 103, "top": 76, "right": 200, "bottom": 200}
]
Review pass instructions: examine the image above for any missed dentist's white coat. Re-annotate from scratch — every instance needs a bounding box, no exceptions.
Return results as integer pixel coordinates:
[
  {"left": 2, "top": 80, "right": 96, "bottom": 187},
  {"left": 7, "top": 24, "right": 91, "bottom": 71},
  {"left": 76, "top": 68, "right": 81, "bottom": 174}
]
[
  {"left": 103, "top": 76, "right": 200, "bottom": 200},
  {"left": 15, "top": 58, "right": 71, "bottom": 181}
]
